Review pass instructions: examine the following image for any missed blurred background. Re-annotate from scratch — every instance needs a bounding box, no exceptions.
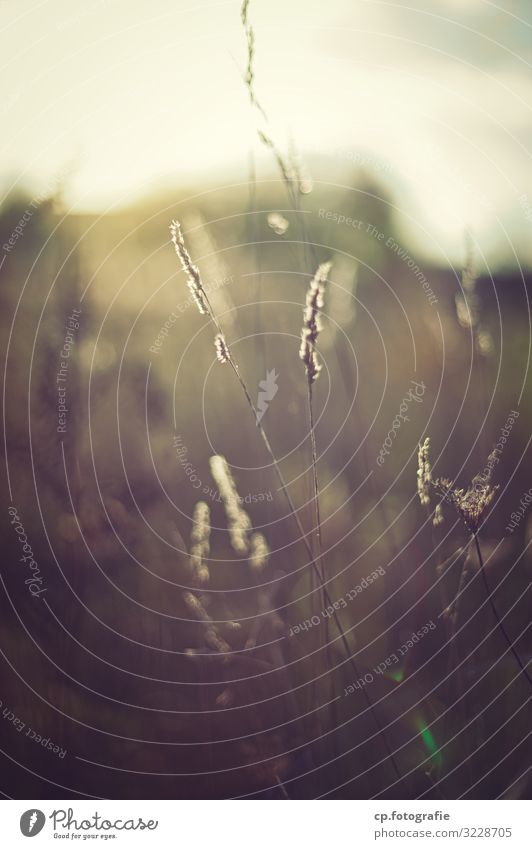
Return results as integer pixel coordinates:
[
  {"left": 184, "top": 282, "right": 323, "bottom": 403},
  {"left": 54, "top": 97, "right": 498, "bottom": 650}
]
[{"left": 1, "top": 0, "right": 531, "bottom": 800}]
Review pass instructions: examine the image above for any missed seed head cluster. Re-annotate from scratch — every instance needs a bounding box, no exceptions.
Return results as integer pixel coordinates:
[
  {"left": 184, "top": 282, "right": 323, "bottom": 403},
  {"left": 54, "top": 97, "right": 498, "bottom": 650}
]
[
  {"left": 214, "top": 333, "right": 230, "bottom": 364},
  {"left": 299, "top": 262, "right": 331, "bottom": 384},
  {"left": 417, "top": 438, "right": 432, "bottom": 507},
  {"left": 209, "top": 455, "right": 252, "bottom": 554},
  {"left": 417, "top": 437, "right": 445, "bottom": 527},
  {"left": 267, "top": 212, "right": 289, "bottom": 236},
  {"left": 170, "top": 219, "right": 210, "bottom": 316},
  {"left": 249, "top": 532, "right": 269, "bottom": 572},
  {"left": 434, "top": 451, "right": 499, "bottom": 533},
  {"left": 182, "top": 590, "right": 231, "bottom": 654},
  {"left": 433, "top": 502, "right": 444, "bottom": 527},
  {"left": 189, "top": 501, "right": 211, "bottom": 585}
]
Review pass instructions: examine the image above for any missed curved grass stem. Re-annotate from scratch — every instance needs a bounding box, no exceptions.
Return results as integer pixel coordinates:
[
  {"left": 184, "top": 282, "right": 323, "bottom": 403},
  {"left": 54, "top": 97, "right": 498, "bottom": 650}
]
[{"left": 473, "top": 532, "right": 532, "bottom": 691}]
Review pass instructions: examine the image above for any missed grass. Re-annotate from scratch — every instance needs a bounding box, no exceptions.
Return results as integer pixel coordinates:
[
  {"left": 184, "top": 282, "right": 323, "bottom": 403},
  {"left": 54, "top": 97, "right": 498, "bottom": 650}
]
[{"left": 0, "top": 0, "right": 530, "bottom": 801}]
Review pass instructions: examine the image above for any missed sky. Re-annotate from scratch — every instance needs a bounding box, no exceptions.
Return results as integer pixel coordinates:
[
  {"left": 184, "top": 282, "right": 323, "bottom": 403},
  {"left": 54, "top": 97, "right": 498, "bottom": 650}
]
[{"left": 1, "top": 0, "right": 532, "bottom": 264}]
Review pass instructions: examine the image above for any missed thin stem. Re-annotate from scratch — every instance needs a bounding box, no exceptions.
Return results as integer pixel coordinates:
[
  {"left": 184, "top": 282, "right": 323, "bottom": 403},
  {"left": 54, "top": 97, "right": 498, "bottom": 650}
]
[
  {"left": 173, "top": 214, "right": 404, "bottom": 783},
  {"left": 174, "top": 228, "right": 403, "bottom": 785},
  {"left": 446, "top": 550, "right": 471, "bottom": 631},
  {"left": 307, "top": 377, "right": 337, "bottom": 743},
  {"left": 245, "top": 76, "right": 338, "bottom": 742},
  {"left": 307, "top": 381, "right": 324, "bottom": 586},
  {"left": 435, "top": 531, "right": 473, "bottom": 787},
  {"left": 473, "top": 532, "right": 532, "bottom": 691},
  {"left": 218, "top": 335, "right": 403, "bottom": 784},
  {"left": 275, "top": 773, "right": 290, "bottom": 799}
]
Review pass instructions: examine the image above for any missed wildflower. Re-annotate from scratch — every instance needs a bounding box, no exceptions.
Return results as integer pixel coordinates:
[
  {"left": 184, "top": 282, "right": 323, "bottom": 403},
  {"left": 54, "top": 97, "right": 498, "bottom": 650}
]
[{"left": 434, "top": 452, "right": 499, "bottom": 533}]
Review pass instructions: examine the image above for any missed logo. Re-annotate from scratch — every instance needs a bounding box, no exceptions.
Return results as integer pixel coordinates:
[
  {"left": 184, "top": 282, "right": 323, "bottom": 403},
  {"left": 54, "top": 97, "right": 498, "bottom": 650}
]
[
  {"left": 256, "top": 368, "right": 279, "bottom": 423},
  {"left": 20, "top": 810, "right": 46, "bottom": 837}
]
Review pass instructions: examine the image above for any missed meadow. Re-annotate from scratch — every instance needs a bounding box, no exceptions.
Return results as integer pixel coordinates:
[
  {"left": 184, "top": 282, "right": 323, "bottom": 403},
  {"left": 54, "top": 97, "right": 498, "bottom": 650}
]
[{"left": 1, "top": 1, "right": 531, "bottom": 801}]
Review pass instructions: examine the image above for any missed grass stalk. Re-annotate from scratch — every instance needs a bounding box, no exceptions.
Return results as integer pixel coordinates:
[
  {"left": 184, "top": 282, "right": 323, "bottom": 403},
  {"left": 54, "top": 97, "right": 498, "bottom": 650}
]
[
  {"left": 473, "top": 532, "right": 532, "bottom": 691},
  {"left": 171, "top": 220, "right": 404, "bottom": 785}
]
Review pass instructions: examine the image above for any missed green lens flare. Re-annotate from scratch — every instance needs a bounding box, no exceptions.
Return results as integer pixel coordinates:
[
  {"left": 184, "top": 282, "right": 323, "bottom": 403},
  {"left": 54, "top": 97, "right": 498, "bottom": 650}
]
[
  {"left": 416, "top": 717, "right": 442, "bottom": 768},
  {"left": 389, "top": 668, "right": 404, "bottom": 683}
]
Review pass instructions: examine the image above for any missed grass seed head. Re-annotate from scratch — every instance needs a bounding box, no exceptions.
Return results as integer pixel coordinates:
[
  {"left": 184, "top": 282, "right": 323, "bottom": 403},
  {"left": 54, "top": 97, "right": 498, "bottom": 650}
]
[
  {"left": 433, "top": 502, "right": 444, "bottom": 527},
  {"left": 267, "top": 212, "right": 289, "bottom": 236},
  {"left": 183, "top": 591, "right": 210, "bottom": 622},
  {"left": 434, "top": 453, "right": 499, "bottom": 533},
  {"left": 170, "top": 219, "right": 210, "bottom": 316},
  {"left": 204, "top": 627, "right": 231, "bottom": 654},
  {"left": 417, "top": 437, "right": 432, "bottom": 506},
  {"left": 249, "top": 532, "right": 269, "bottom": 572},
  {"left": 214, "top": 332, "right": 230, "bottom": 364},
  {"left": 189, "top": 501, "right": 211, "bottom": 585},
  {"left": 299, "top": 261, "right": 331, "bottom": 384},
  {"left": 209, "top": 454, "right": 252, "bottom": 554}
]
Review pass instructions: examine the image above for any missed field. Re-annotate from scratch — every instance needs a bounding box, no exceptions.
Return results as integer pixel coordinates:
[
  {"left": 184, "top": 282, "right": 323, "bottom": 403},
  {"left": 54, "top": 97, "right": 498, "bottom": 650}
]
[
  {"left": 1, "top": 173, "right": 531, "bottom": 799},
  {"left": 1, "top": 0, "right": 531, "bottom": 802}
]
